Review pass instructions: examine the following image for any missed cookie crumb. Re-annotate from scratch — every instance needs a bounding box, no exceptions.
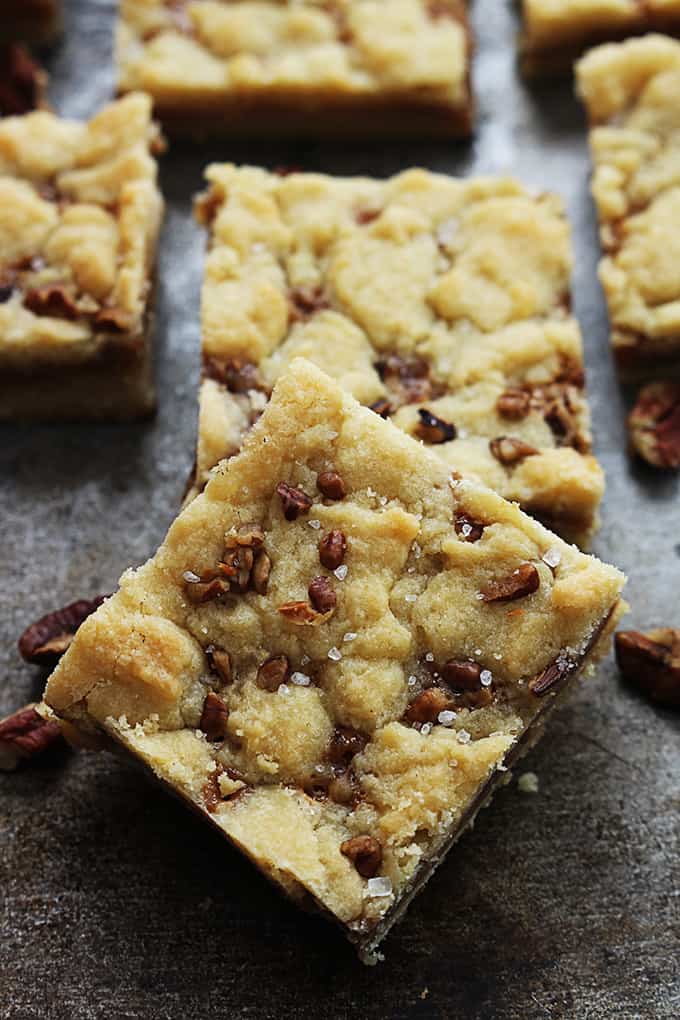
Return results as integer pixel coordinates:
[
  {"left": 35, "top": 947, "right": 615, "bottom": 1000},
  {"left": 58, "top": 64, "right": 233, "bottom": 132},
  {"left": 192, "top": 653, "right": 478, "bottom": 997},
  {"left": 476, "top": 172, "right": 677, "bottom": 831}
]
[{"left": 518, "top": 771, "right": 539, "bottom": 794}]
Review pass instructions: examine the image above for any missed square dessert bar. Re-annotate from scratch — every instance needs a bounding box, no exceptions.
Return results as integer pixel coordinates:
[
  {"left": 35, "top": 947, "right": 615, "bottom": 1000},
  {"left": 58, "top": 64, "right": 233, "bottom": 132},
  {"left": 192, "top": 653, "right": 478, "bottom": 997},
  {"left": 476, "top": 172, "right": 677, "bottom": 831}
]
[
  {"left": 45, "top": 359, "right": 625, "bottom": 963},
  {"left": 0, "top": 93, "right": 164, "bottom": 421},
  {"left": 577, "top": 35, "right": 680, "bottom": 381},
  {"left": 0, "top": 0, "right": 62, "bottom": 45},
  {"left": 191, "top": 165, "right": 604, "bottom": 546},
  {"left": 519, "top": 0, "right": 680, "bottom": 76},
  {"left": 115, "top": 0, "right": 473, "bottom": 138}
]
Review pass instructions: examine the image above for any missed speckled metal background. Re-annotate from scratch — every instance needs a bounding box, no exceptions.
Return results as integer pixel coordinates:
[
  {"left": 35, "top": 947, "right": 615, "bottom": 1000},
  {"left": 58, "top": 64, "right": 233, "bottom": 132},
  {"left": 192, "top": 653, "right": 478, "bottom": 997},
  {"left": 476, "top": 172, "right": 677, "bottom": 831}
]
[{"left": 1, "top": 2, "right": 678, "bottom": 1017}]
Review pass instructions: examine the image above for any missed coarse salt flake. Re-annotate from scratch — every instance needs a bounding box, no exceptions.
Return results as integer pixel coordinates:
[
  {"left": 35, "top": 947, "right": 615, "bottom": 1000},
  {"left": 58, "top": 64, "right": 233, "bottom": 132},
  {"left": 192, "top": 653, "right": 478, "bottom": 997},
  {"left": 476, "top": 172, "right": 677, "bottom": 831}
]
[
  {"left": 290, "top": 672, "right": 311, "bottom": 686},
  {"left": 278, "top": 684, "right": 290, "bottom": 696},
  {"left": 366, "top": 877, "right": 392, "bottom": 898},
  {"left": 327, "top": 646, "right": 342, "bottom": 661},
  {"left": 438, "top": 710, "right": 456, "bottom": 727},
  {"left": 183, "top": 570, "right": 200, "bottom": 583},
  {"left": 420, "top": 722, "right": 433, "bottom": 736},
  {"left": 308, "top": 519, "right": 321, "bottom": 530},
  {"left": 343, "top": 632, "right": 357, "bottom": 643},
  {"left": 457, "top": 729, "right": 471, "bottom": 744},
  {"left": 405, "top": 594, "right": 417, "bottom": 603},
  {"left": 334, "top": 564, "right": 348, "bottom": 581},
  {"left": 408, "top": 675, "right": 418, "bottom": 687},
  {"left": 480, "top": 669, "right": 493, "bottom": 687},
  {"left": 542, "top": 547, "right": 562, "bottom": 569},
  {"left": 425, "top": 652, "right": 434, "bottom": 662}
]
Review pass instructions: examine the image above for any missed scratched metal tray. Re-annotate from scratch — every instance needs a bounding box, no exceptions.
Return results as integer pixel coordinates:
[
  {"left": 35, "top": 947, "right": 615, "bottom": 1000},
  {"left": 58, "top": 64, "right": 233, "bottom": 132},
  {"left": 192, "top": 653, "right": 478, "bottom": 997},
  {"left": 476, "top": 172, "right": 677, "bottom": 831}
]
[{"left": 1, "top": 2, "right": 678, "bottom": 1018}]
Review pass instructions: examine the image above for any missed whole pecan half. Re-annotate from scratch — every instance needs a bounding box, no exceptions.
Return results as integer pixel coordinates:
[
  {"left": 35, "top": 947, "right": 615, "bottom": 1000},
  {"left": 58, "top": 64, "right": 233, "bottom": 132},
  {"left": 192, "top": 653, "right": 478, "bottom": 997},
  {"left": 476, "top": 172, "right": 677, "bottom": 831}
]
[
  {"left": 615, "top": 628, "right": 680, "bottom": 708},
  {"left": 308, "top": 576, "right": 337, "bottom": 614},
  {"left": 199, "top": 692, "right": 229, "bottom": 742},
  {"left": 0, "top": 704, "right": 63, "bottom": 771},
  {"left": 415, "top": 408, "right": 456, "bottom": 444},
  {"left": 340, "top": 834, "right": 383, "bottom": 878},
  {"left": 276, "top": 482, "right": 313, "bottom": 521},
  {"left": 628, "top": 382, "right": 680, "bottom": 469},
  {"left": 18, "top": 595, "right": 107, "bottom": 667},
  {"left": 479, "top": 563, "right": 540, "bottom": 603},
  {"left": 319, "top": 529, "right": 346, "bottom": 570},
  {"left": 489, "top": 436, "right": 539, "bottom": 466},
  {"left": 317, "top": 470, "right": 346, "bottom": 501}
]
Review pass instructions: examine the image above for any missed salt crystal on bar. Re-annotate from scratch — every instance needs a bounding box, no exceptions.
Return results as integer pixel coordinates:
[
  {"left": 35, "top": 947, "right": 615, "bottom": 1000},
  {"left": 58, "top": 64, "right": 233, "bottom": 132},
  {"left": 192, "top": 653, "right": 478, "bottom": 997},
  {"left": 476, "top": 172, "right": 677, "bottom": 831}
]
[
  {"left": 480, "top": 670, "right": 493, "bottom": 687},
  {"left": 183, "top": 571, "right": 200, "bottom": 583},
  {"left": 425, "top": 652, "right": 434, "bottom": 662},
  {"left": 308, "top": 519, "right": 321, "bottom": 530},
  {"left": 343, "top": 632, "right": 357, "bottom": 643},
  {"left": 366, "top": 877, "right": 392, "bottom": 898},
  {"left": 457, "top": 729, "right": 471, "bottom": 744},
  {"left": 407, "top": 675, "right": 417, "bottom": 687},
  {"left": 334, "top": 565, "right": 348, "bottom": 580},
  {"left": 438, "top": 710, "right": 456, "bottom": 727},
  {"left": 290, "top": 672, "right": 311, "bottom": 686},
  {"left": 542, "top": 548, "right": 562, "bottom": 569},
  {"left": 278, "top": 684, "right": 290, "bottom": 696},
  {"left": 405, "top": 594, "right": 417, "bottom": 603},
  {"left": 327, "top": 647, "right": 342, "bottom": 661},
  {"left": 420, "top": 723, "right": 433, "bottom": 736}
]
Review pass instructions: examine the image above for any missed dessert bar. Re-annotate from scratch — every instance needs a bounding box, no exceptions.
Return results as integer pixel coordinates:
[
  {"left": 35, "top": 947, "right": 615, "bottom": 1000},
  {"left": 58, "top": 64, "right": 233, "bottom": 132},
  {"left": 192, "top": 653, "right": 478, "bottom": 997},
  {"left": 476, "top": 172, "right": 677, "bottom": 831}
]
[
  {"left": 191, "top": 165, "right": 604, "bottom": 546},
  {"left": 577, "top": 35, "right": 680, "bottom": 380},
  {"left": 44, "top": 358, "right": 625, "bottom": 962},
  {"left": 115, "top": 0, "right": 473, "bottom": 138},
  {"left": 519, "top": 0, "right": 680, "bottom": 76},
  {"left": 0, "top": 93, "right": 164, "bottom": 421}
]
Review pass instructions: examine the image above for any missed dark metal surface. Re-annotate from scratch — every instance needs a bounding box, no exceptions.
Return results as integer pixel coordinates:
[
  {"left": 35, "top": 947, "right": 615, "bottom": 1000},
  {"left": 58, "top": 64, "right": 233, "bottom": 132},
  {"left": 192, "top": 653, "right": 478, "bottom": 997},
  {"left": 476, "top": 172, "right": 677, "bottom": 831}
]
[{"left": 1, "top": 2, "right": 679, "bottom": 1017}]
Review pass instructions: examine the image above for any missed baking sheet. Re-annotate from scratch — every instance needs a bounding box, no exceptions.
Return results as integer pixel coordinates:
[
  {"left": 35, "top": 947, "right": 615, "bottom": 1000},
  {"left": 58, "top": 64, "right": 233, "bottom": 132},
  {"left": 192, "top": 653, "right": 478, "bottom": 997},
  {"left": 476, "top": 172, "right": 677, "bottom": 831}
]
[{"left": 1, "top": 1, "right": 678, "bottom": 1017}]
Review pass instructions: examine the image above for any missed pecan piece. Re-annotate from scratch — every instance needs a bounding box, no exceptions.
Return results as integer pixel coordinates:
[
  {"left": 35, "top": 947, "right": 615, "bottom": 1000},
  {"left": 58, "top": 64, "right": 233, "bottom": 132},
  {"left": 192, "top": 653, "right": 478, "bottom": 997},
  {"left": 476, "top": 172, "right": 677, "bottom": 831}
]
[
  {"left": 328, "top": 726, "right": 367, "bottom": 766},
  {"left": 529, "top": 655, "right": 574, "bottom": 697},
  {"left": 376, "top": 353, "right": 446, "bottom": 406},
  {"left": 615, "top": 629, "right": 680, "bottom": 708},
  {"left": 183, "top": 570, "right": 231, "bottom": 604},
  {"left": 369, "top": 398, "right": 393, "bottom": 418},
  {"left": 340, "top": 835, "right": 383, "bottom": 878},
  {"left": 256, "top": 655, "right": 290, "bottom": 691},
  {"left": 489, "top": 436, "right": 539, "bottom": 466},
  {"left": 18, "top": 596, "right": 107, "bottom": 667},
  {"left": 319, "top": 529, "right": 346, "bottom": 570},
  {"left": 628, "top": 382, "right": 680, "bottom": 469},
  {"left": 415, "top": 408, "right": 456, "bottom": 444},
  {"left": 205, "top": 645, "right": 232, "bottom": 685},
  {"left": 224, "top": 523, "right": 265, "bottom": 550},
  {"left": 496, "top": 388, "right": 531, "bottom": 421},
  {"left": 199, "top": 692, "right": 229, "bottom": 742},
  {"left": 202, "top": 766, "right": 247, "bottom": 813},
  {"left": 355, "top": 207, "right": 381, "bottom": 225},
  {"left": 404, "top": 687, "right": 452, "bottom": 724},
  {"left": 0, "top": 704, "right": 63, "bottom": 771},
  {"left": 276, "top": 482, "right": 313, "bottom": 521},
  {"left": 202, "top": 355, "right": 266, "bottom": 395},
  {"left": 308, "top": 576, "right": 337, "bottom": 614},
  {"left": 441, "top": 660, "right": 482, "bottom": 692},
  {"left": 289, "top": 285, "right": 330, "bottom": 321},
  {"left": 23, "top": 285, "right": 79, "bottom": 320},
  {"left": 454, "top": 512, "right": 484, "bottom": 543},
  {"left": 94, "top": 306, "right": 134, "bottom": 333},
  {"left": 317, "top": 470, "right": 346, "bottom": 501},
  {"left": 479, "top": 563, "right": 540, "bottom": 603},
  {"left": 251, "top": 550, "right": 271, "bottom": 595},
  {"left": 277, "top": 601, "right": 322, "bottom": 625},
  {"left": 0, "top": 44, "right": 44, "bottom": 116},
  {"left": 220, "top": 546, "right": 254, "bottom": 593}
]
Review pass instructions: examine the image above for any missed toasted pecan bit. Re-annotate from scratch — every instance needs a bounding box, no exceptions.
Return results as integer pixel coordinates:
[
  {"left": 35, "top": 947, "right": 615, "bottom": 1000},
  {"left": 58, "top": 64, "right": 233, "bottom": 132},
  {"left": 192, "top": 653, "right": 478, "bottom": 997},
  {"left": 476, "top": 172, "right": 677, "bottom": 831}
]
[
  {"left": 256, "top": 655, "right": 290, "bottom": 691},
  {"left": 454, "top": 512, "right": 484, "bottom": 543},
  {"left": 302, "top": 762, "right": 335, "bottom": 798},
  {"left": 277, "top": 601, "right": 321, "bottom": 624},
  {"left": 340, "top": 835, "right": 383, "bottom": 878},
  {"left": 480, "top": 563, "right": 540, "bottom": 603},
  {"left": 441, "top": 660, "right": 482, "bottom": 692},
  {"left": 628, "top": 383, "right": 680, "bottom": 470},
  {"left": 404, "top": 687, "right": 452, "bottom": 724},
  {"left": 369, "top": 398, "right": 393, "bottom": 418},
  {"left": 0, "top": 705, "right": 63, "bottom": 771},
  {"left": 205, "top": 645, "right": 232, "bottom": 685},
  {"left": 529, "top": 655, "right": 573, "bottom": 697},
  {"left": 94, "top": 306, "right": 134, "bottom": 333},
  {"left": 224, "top": 523, "right": 265, "bottom": 550},
  {"left": 615, "top": 629, "right": 680, "bottom": 708},
  {"left": 415, "top": 408, "right": 456, "bottom": 444},
  {"left": 251, "top": 550, "right": 271, "bottom": 595},
  {"left": 203, "top": 355, "right": 266, "bottom": 395},
  {"left": 289, "top": 285, "right": 331, "bottom": 321},
  {"left": 202, "top": 767, "right": 224, "bottom": 813},
  {"left": 328, "top": 725, "right": 368, "bottom": 765},
  {"left": 376, "top": 353, "right": 446, "bottom": 406},
  {"left": 308, "top": 576, "right": 337, "bottom": 614},
  {"left": 319, "top": 529, "right": 347, "bottom": 570},
  {"left": 23, "top": 285, "right": 79, "bottom": 320},
  {"left": 317, "top": 470, "right": 346, "bottom": 501},
  {"left": 489, "top": 436, "right": 539, "bottom": 466},
  {"left": 497, "top": 388, "right": 531, "bottom": 421},
  {"left": 183, "top": 570, "right": 231, "bottom": 604},
  {"left": 355, "top": 207, "right": 381, "bottom": 225},
  {"left": 18, "top": 596, "right": 107, "bottom": 667},
  {"left": 276, "top": 482, "right": 313, "bottom": 521},
  {"left": 199, "top": 692, "right": 229, "bottom": 742}
]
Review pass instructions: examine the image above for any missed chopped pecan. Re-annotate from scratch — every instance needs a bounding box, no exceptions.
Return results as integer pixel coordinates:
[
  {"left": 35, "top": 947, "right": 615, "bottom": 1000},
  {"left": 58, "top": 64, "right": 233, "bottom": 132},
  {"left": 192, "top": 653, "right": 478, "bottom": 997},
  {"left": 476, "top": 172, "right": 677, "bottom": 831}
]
[
  {"left": 94, "top": 306, "right": 134, "bottom": 333},
  {"left": 277, "top": 601, "right": 323, "bottom": 624},
  {"left": 404, "top": 687, "right": 452, "bottom": 724},
  {"left": 308, "top": 576, "right": 337, "bottom": 614},
  {"left": 23, "top": 285, "right": 79, "bottom": 320},
  {"left": 205, "top": 645, "right": 232, "bottom": 685},
  {"left": 529, "top": 655, "right": 574, "bottom": 697},
  {"left": 256, "top": 655, "right": 290, "bottom": 691},
  {"left": 203, "top": 355, "right": 266, "bottom": 395},
  {"left": 355, "top": 207, "right": 381, "bottom": 225},
  {"left": 628, "top": 382, "right": 680, "bottom": 469},
  {"left": 289, "top": 285, "right": 330, "bottom": 321},
  {"left": 202, "top": 766, "right": 246, "bottom": 813},
  {"left": 328, "top": 726, "right": 367, "bottom": 766},
  {"left": 340, "top": 835, "right": 383, "bottom": 878},
  {"left": 489, "top": 436, "right": 539, "bottom": 466},
  {"left": 183, "top": 569, "right": 231, "bottom": 604},
  {"left": 317, "top": 470, "right": 346, "bottom": 501},
  {"left": 251, "top": 550, "right": 271, "bottom": 595},
  {"left": 199, "top": 692, "right": 229, "bottom": 742},
  {"left": 0, "top": 44, "right": 44, "bottom": 116},
  {"left": 18, "top": 596, "right": 107, "bottom": 667},
  {"left": 369, "top": 398, "right": 393, "bottom": 418},
  {"left": 0, "top": 268, "right": 16, "bottom": 303},
  {"left": 224, "top": 523, "right": 265, "bottom": 550},
  {"left": 376, "top": 353, "right": 446, "bottom": 407},
  {"left": 496, "top": 388, "right": 531, "bottom": 421},
  {"left": 0, "top": 704, "right": 63, "bottom": 771},
  {"left": 276, "top": 482, "right": 313, "bottom": 521},
  {"left": 319, "top": 529, "right": 347, "bottom": 570},
  {"left": 220, "top": 546, "right": 254, "bottom": 593},
  {"left": 479, "top": 563, "right": 540, "bottom": 603},
  {"left": 615, "top": 629, "right": 680, "bottom": 708},
  {"left": 441, "top": 659, "right": 482, "bottom": 692},
  {"left": 531, "top": 383, "right": 589, "bottom": 452},
  {"left": 454, "top": 512, "right": 484, "bottom": 543},
  {"left": 427, "top": 1, "right": 462, "bottom": 20},
  {"left": 415, "top": 408, "right": 456, "bottom": 444}
]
